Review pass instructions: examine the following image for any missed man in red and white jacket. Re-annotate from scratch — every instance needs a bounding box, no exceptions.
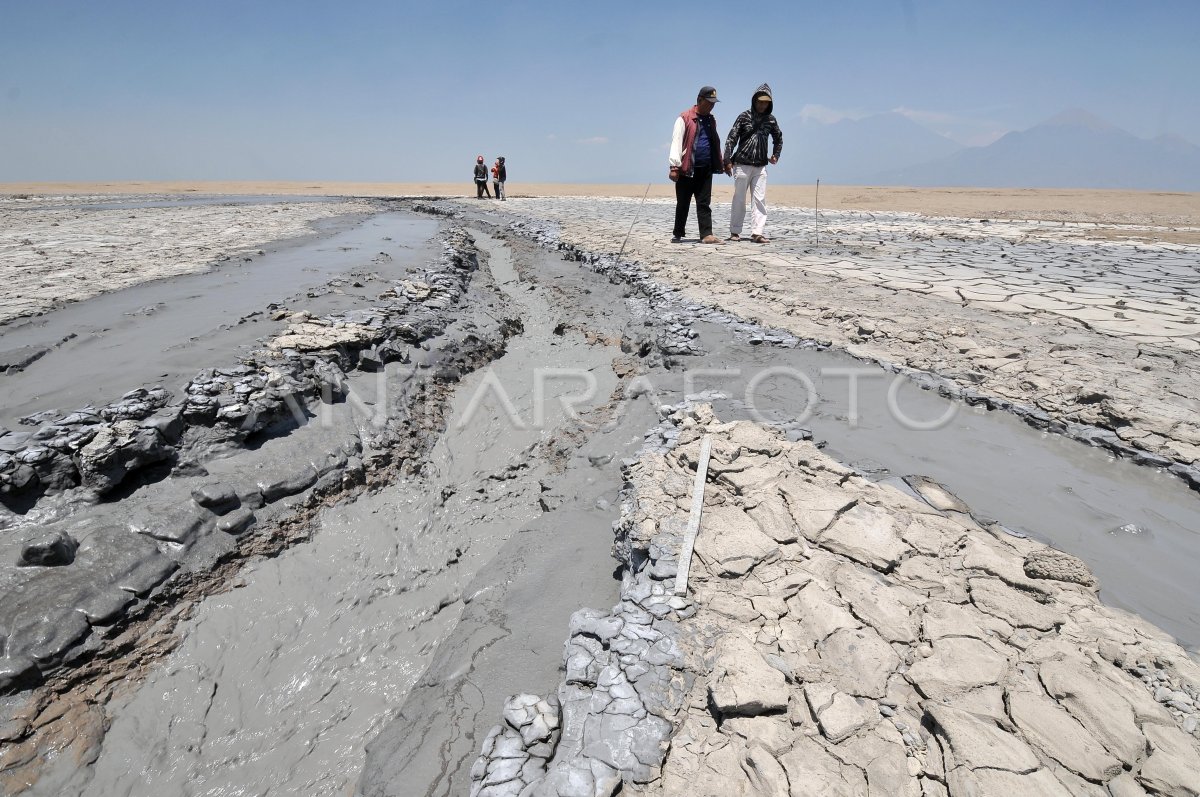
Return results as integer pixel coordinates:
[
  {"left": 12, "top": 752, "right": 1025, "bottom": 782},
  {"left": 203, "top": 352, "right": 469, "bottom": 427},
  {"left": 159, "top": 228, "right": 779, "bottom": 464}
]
[{"left": 668, "top": 86, "right": 729, "bottom": 244}]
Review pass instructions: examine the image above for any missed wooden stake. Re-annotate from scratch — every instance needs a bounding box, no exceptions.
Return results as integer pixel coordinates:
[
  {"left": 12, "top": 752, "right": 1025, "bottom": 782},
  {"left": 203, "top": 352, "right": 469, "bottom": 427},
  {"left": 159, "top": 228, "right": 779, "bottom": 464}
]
[
  {"left": 814, "top": 178, "right": 820, "bottom": 248},
  {"left": 674, "top": 434, "right": 712, "bottom": 596},
  {"left": 619, "top": 182, "right": 653, "bottom": 258}
]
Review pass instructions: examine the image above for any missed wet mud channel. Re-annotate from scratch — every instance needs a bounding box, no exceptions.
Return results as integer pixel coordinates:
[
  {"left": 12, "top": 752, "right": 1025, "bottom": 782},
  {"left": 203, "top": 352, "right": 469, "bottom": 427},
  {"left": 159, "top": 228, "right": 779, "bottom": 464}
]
[{"left": 0, "top": 198, "right": 1197, "bottom": 796}]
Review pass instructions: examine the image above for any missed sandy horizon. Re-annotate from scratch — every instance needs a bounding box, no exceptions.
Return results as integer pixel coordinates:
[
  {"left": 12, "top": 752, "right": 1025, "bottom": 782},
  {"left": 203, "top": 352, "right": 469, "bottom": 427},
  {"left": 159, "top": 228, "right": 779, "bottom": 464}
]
[{"left": 3, "top": 181, "right": 1199, "bottom": 230}]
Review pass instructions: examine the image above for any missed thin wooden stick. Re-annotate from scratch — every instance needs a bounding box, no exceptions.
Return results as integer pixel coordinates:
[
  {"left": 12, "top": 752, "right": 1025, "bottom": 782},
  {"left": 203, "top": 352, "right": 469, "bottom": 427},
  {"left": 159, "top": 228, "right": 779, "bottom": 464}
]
[
  {"left": 674, "top": 434, "right": 712, "bottom": 596},
  {"left": 814, "top": 178, "right": 820, "bottom": 248},
  {"left": 619, "top": 182, "right": 653, "bottom": 258}
]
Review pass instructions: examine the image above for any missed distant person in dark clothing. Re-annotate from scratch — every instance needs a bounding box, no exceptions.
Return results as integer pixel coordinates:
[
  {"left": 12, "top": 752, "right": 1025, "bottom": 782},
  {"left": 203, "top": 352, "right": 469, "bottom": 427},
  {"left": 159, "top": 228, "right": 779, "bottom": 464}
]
[
  {"left": 668, "top": 86, "right": 727, "bottom": 244},
  {"left": 474, "top": 155, "right": 492, "bottom": 198},
  {"left": 492, "top": 156, "right": 506, "bottom": 201},
  {"left": 724, "top": 83, "right": 784, "bottom": 242}
]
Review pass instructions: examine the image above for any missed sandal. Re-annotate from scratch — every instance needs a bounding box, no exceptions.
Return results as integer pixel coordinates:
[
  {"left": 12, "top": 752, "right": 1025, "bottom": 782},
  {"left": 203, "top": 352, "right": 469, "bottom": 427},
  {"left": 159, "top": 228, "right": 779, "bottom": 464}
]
[
  {"left": 751, "top": 234, "right": 771, "bottom": 244},
  {"left": 727, "top": 234, "right": 741, "bottom": 241}
]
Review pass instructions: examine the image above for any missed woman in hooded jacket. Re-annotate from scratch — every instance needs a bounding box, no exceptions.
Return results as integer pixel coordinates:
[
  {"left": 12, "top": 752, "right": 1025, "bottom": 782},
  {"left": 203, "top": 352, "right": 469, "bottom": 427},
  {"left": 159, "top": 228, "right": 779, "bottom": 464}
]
[
  {"left": 723, "top": 83, "right": 784, "bottom": 243},
  {"left": 474, "top": 155, "right": 492, "bottom": 198}
]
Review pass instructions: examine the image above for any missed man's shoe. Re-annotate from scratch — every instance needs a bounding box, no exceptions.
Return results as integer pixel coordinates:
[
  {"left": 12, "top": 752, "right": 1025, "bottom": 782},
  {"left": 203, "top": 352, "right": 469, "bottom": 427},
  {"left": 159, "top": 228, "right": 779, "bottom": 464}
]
[
  {"left": 670, "top": 236, "right": 683, "bottom": 243},
  {"left": 751, "top": 234, "right": 770, "bottom": 243},
  {"left": 727, "top": 234, "right": 741, "bottom": 241},
  {"left": 701, "top": 235, "right": 723, "bottom": 244}
]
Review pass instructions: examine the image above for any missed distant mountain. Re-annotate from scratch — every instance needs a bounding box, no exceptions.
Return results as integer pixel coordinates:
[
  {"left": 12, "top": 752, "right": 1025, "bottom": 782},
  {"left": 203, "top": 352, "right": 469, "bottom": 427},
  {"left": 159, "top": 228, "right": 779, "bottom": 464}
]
[
  {"left": 1040, "top": 108, "right": 1117, "bottom": 131},
  {"left": 872, "top": 110, "right": 1200, "bottom": 191},
  {"left": 1154, "top": 132, "right": 1200, "bottom": 158},
  {"left": 791, "top": 112, "right": 962, "bottom": 183}
]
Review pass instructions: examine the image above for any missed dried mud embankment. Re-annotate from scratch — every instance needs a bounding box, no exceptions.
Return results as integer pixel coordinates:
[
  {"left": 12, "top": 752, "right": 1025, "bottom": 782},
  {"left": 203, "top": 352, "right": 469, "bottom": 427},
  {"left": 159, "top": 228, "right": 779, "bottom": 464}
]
[{"left": 467, "top": 405, "right": 1200, "bottom": 796}]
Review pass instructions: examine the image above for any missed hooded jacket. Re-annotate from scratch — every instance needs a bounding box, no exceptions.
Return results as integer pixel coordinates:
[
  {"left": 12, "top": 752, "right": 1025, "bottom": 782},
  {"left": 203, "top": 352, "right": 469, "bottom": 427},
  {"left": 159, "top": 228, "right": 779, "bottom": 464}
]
[
  {"left": 723, "top": 83, "right": 783, "bottom": 167},
  {"left": 669, "top": 106, "right": 723, "bottom": 175}
]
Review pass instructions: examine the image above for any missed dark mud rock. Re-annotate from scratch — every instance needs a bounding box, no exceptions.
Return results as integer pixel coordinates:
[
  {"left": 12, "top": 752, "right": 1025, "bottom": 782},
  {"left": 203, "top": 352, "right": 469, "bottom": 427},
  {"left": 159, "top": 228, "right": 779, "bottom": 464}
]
[
  {"left": 0, "top": 522, "right": 179, "bottom": 688},
  {"left": 75, "top": 589, "right": 137, "bottom": 625},
  {"left": 218, "top": 364, "right": 256, "bottom": 378},
  {"left": 310, "top": 471, "right": 344, "bottom": 498},
  {"left": 2, "top": 463, "right": 38, "bottom": 493},
  {"left": 74, "top": 421, "right": 170, "bottom": 494},
  {"left": 1131, "top": 449, "right": 1174, "bottom": 468},
  {"left": 0, "top": 655, "right": 40, "bottom": 693},
  {"left": 142, "top": 405, "right": 186, "bottom": 443},
  {"left": 468, "top": 694, "right": 563, "bottom": 796},
  {"left": 259, "top": 467, "right": 318, "bottom": 503},
  {"left": 128, "top": 502, "right": 211, "bottom": 545},
  {"left": 0, "top": 431, "right": 32, "bottom": 451},
  {"left": 101, "top": 386, "right": 171, "bottom": 422},
  {"left": 1169, "top": 463, "right": 1200, "bottom": 491},
  {"left": 357, "top": 347, "right": 384, "bottom": 371},
  {"left": 216, "top": 507, "right": 255, "bottom": 535},
  {"left": 318, "top": 449, "right": 351, "bottom": 477},
  {"left": 4, "top": 606, "right": 91, "bottom": 666},
  {"left": 17, "top": 530, "right": 78, "bottom": 567},
  {"left": 29, "top": 453, "right": 80, "bottom": 493},
  {"left": 238, "top": 486, "right": 266, "bottom": 509},
  {"left": 0, "top": 436, "right": 31, "bottom": 472},
  {"left": 432, "top": 365, "right": 461, "bottom": 383},
  {"left": 190, "top": 482, "right": 241, "bottom": 514},
  {"left": 0, "top": 439, "right": 80, "bottom": 506},
  {"left": 0, "top": 343, "right": 51, "bottom": 373},
  {"left": 75, "top": 524, "right": 178, "bottom": 598},
  {"left": 375, "top": 340, "right": 410, "bottom": 364},
  {"left": 182, "top": 393, "right": 220, "bottom": 423},
  {"left": 57, "top": 408, "right": 103, "bottom": 427},
  {"left": 18, "top": 410, "right": 59, "bottom": 427}
]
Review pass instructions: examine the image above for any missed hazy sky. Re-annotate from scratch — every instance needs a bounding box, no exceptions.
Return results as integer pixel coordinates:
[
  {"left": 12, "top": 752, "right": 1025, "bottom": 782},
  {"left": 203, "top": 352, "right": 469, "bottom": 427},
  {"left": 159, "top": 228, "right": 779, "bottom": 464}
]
[{"left": 2, "top": 0, "right": 1197, "bottom": 184}]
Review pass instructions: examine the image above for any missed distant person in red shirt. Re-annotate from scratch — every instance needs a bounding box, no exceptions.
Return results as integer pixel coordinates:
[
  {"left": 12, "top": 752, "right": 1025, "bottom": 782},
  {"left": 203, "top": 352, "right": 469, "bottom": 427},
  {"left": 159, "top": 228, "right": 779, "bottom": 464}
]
[{"left": 492, "top": 157, "right": 507, "bottom": 201}]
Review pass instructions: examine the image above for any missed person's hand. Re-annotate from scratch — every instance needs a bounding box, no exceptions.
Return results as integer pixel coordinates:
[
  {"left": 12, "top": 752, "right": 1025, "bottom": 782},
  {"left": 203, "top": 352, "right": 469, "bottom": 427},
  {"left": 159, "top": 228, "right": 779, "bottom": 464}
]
[
  {"left": 669, "top": 166, "right": 680, "bottom": 183},
  {"left": 723, "top": 160, "right": 733, "bottom": 176},
  {"left": 769, "top": 156, "right": 778, "bottom": 165}
]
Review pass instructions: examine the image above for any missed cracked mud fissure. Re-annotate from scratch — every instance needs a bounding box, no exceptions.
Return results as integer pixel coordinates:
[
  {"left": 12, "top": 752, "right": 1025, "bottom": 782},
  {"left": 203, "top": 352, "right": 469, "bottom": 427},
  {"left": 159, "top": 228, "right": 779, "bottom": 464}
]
[{"left": 0, "top": 197, "right": 1197, "bottom": 796}]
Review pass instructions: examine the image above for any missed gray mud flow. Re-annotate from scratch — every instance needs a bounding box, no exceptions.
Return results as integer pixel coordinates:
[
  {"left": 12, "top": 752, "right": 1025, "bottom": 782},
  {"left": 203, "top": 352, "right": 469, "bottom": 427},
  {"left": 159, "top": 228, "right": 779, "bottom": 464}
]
[
  {"left": 58, "top": 232, "right": 630, "bottom": 797},
  {"left": 0, "top": 210, "right": 438, "bottom": 428},
  {"left": 357, "top": 238, "right": 659, "bottom": 797},
  {"left": 357, "top": 215, "right": 1199, "bottom": 796}
]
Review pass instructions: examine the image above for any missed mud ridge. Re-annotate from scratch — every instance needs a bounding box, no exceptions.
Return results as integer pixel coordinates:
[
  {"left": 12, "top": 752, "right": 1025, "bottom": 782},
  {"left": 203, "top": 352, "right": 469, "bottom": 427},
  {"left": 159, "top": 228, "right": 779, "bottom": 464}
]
[{"left": 0, "top": 225, "right": 523, "bottom": 792}]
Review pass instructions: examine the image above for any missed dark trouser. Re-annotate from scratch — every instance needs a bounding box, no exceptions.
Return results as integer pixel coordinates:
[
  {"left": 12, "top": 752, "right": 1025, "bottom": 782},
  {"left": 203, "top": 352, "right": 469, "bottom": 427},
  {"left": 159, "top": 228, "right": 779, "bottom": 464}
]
[
  {"left": 476, "top": 179, "right": 491, "bottom": 198},
  {"left": 673, "top": 166, "right": 714, "bottom": 239},
  {"left": 494, "top": 180, "right": 505, "bottom": 200}
]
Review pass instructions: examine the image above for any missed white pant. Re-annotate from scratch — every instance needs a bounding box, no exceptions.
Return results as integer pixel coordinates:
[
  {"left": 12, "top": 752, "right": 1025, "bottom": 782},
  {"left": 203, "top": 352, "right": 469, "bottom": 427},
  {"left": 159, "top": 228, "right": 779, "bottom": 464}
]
[{"left": 730, "top": 163, "right": 768, "bottom": 236}]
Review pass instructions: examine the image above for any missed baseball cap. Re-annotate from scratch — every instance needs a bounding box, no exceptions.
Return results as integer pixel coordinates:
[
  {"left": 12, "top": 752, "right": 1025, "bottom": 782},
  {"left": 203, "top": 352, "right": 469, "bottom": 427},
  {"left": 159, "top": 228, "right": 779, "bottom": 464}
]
[{"left": 697, "top": 86, "right": 719, "bottom": 103}]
